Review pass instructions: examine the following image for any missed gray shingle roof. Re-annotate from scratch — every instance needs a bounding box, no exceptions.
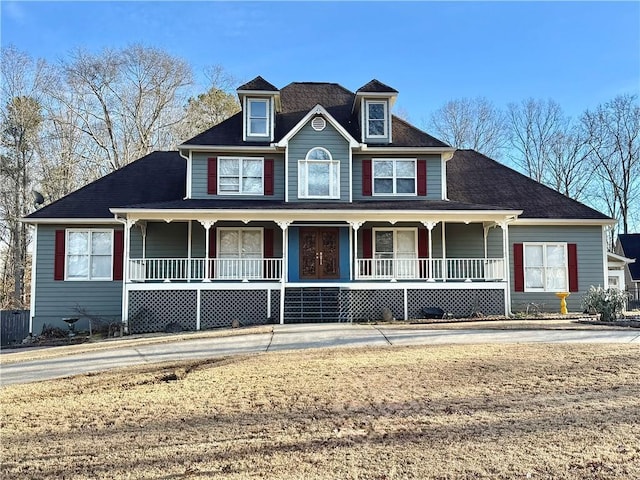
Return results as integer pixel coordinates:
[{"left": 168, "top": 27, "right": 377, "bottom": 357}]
[
  {"left": 182, "top": 81, "right": 448, "bottom": 148},
  {"left": 618, "top": 234, "right": 640, "bottom": 280},
  {"left": 447, "top": 150, "right": 611, "bottom": 220},
  {"left": 356, "top": 79, "right": 398, "bottom": 93},
  {"left": 25, "top": 151, "right": 185, "bottom": 220},
  {"left": 237, "top": 76, "right": 278, "bottom": 91}
]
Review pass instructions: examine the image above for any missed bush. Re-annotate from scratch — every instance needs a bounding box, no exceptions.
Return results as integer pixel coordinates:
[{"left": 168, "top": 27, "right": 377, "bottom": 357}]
[{"left": 581, "top": 286, "right": 628, "bottom": 322}]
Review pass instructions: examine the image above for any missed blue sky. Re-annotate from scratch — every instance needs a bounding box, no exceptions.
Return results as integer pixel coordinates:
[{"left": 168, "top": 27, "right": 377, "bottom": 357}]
[{"left": 2, "top": 1, "right": 639, "bottom": 124}]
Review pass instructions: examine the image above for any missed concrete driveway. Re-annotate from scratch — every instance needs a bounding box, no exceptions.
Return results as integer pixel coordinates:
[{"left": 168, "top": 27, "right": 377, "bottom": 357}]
[{"left": 2, "top": 323, "right": 639, "bottom": 386}]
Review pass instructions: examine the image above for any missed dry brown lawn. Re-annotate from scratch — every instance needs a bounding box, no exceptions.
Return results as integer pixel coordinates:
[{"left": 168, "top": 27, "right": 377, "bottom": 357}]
[{"left": 1, "top": 343, "right": 639, "bottom": 479}]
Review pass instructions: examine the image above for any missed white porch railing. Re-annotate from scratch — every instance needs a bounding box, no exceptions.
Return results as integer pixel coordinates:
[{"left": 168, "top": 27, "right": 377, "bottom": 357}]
[
  {"left": 356, "top": 258, "right": 505, "bottom": 281},
  {"left": 129, "top": 258, "right": 283, "bottom": 282}
]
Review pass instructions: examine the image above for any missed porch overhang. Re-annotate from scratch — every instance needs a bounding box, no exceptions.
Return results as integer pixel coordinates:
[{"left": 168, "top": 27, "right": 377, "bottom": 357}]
[{"left": 110, "top": 207, "right": 522, "bottom": 225}]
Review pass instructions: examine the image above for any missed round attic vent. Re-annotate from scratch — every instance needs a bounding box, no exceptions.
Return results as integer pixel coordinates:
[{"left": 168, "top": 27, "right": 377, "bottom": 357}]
[{"left": 311, "top": 116, "right": 326, "bottom": 131}]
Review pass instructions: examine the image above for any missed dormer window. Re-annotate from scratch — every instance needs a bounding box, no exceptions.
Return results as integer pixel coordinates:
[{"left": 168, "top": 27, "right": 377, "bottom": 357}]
[
  {"left": 366, "top": 100, "right": 388, "bottom": 138},
  {"left": 247, "top": 98, "right": 269, "bottom": 137}
]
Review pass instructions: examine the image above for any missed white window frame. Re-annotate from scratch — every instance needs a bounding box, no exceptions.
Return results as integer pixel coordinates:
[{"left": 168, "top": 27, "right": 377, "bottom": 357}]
[
  {"left": 216, "top": 227, "right": 264, "bottom": 280},
  {"left": 217, "top": 157, "right": 264, "bottom": 195},
  {"left": 65, "top": 229, "right": 114, "bottom": 281},
  {"left": 298, "top": 147, "right": 340, "bottom": 199},
  {"left": 372, "top": 228, "right": 418, "bottom": 279},
  {"left": 247, "top": 98, "right": 270, "bottom": 137},
  {"left": 365, "top": 100, "right": 388, "bottom": 138},
  {"left": 523, "top": 242, "right": 569, "bottom": 292},
  {"left": 372, "top": 158, "right": 417, "bottom": 196}
]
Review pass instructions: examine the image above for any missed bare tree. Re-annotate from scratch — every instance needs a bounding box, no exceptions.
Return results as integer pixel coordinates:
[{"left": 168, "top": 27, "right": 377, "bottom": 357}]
[
  {"left": 428, "top": 97, "right": 507, "bottom": 158},
  {"left": 507, "top": 98, "right": 565, "bottom": 183},
  {"left": 546, "top": 125, "right": 592, "bottom": 202},
  {"left": 56, "top": 44, "right": 193, "bottom": 173},
  {"left": 582, "top": 94, "right": 640, "bottom": 234},
  {"left": 0, "top": 46, "right": 49, "bottom": 308}
]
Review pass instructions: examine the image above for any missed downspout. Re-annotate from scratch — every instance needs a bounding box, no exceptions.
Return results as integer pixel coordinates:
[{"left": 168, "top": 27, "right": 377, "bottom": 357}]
[
  {"left": 28, "top": 224, "right": 38, "bottom": 334},
  {"left": 179, "top": 149, "right": 191, "bottom": 199}
]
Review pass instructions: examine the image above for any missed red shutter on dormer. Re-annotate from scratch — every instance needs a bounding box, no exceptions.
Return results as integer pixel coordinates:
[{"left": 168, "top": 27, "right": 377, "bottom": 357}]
[
  {"left": 362, "top": 159, "right": 372, "bottom": 196},
  {"left": 568, "top": 243, "right": 578, "bottom": 292},
  {"left": 514, "top": 243, "right": 524, "bottom": 292},
  {"left": 54, "top": 230, "right": 65, "bottom": 281},
  {"left": 362, "top": 228, "right": 373, "bottom": 259},
  {"left": 264, "top": 159, "right": 274, "bottom": 195},
  {"left": 113, "top": 230, "right": 124, "bottom": 281},
  {"left": 207, "top": 157, "right": 217, "bottom": 194},
  {"left": 417, "top": 159, "right": 427, "bottom": 196}
]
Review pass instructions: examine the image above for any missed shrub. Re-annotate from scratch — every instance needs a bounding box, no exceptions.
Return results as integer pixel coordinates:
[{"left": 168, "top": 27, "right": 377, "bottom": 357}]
[{"left": 581, "top": 286, "right": 628, "bottom": 322}]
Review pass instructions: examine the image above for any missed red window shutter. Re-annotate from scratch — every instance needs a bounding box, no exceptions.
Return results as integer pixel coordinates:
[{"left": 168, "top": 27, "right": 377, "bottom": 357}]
[
  {"left": 264, "top": 228, "right": 274, "bottom": 258},
  {"left": 54, "top": 230, "right": 65, "bottom": 281},
  {"left": 362, "top": 159, "right": 372, "bottom": 196},
  {"left": 417, "top": 159, "right": 427, "bottom": 196},
  {"left": 207, "top": 157, "right": 217, "bottom": 194},
  {"left": 208, "top": 228, "right": 216, "bottom": 279},
  {"left": 418, "top": 228, "right": 429, "bottom": 278},
  {"left": 113, "top": 230, "right": 124, "bottom": 281},
  {"left": 264, "top": 159, "right": 274, "bottom": 195},
  {"left": 514, "top": 243, "right": 524, "bottom": 292},
  {"left": 362, "top": 228, "right": 373, "bottom": 258},
  {"left": 568, "top": 243, "right": 578, "bottom": 292}
]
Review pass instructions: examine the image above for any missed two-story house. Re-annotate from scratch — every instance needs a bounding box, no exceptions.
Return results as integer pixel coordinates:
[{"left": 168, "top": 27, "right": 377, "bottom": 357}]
[{"left": 24, "top": 77, "right": 614, "bottom": 334}]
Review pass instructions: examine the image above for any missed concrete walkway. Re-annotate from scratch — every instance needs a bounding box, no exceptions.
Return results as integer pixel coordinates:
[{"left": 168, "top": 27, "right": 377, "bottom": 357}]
[{"left": 1, "top": 323, "right": 639, "bottom": 386}]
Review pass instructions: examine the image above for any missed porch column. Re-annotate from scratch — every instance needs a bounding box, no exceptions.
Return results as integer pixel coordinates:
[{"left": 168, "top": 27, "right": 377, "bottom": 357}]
[
  {"left": 441, "top": 221, "right": 447, "bottom": 282},
  {"left": 349, "top": 221, "right": 363, "bottom": 281},
  {"left": 122, "top": 218, "right": 136, "bottom": 333},
  {"left": 421, "top": 221, "right": 437, "bottom": 282},
  {"left": 499, "top": 220, "right": 511, "bottom": 315},
  {"left": 187, "top": 221, "right": 192, "bottom": 282},
  {"left": 276, "top": 221, "right": 291, "bottom": 325},
  {"left": 200, "top": 220, "right": 215, "bottom": 282}
]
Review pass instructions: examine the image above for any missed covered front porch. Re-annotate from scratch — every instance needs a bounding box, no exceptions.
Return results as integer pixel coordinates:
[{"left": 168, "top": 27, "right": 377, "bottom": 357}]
[{"left": 112, "top": 206, "right": 520, "bottom": 329}]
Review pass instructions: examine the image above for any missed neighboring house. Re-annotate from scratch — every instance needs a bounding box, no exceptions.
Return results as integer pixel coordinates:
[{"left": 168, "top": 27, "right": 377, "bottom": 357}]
[
  {"left": 23, "top": 77, "right": 614, "bottom": 334},
  {"left": 616, "top": 234, "right": 640, "bottom": 302}
]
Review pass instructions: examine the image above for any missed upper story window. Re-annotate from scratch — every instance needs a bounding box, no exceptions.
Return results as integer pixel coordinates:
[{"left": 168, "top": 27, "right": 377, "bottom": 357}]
[
  {"left": 366, "top": 100, "right": 388, "bottom": 137},
  {"left": 298, "top": 147, "right": 340, "bottom": 199},
  {"left": 219, "top": 157, "right": 263, "bottom": 195},
  {"left": 66, "top": 229, "right": 113, "bottom": 281},
  {"left": 247, "top": 98, "right": 269, "bottom": 137},
  {"left": 373, "top": 159, "right": 416, "bottom": 195},
  {"left": 524, "top": 243, "right": 567, "bottom": 292}
]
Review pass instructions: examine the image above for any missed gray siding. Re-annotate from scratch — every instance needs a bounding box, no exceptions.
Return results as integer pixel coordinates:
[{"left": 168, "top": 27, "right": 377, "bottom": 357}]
[
  {"left": 32, "top": 224, "right": 123, "bottom": 333},
  {"left": 352, "top": 154, "right": 442, "bottom": 201},
  {"left": 191, "top": 152, "right": 285, "bottom": 200},
  {"left": 509, "top": 225, "right": 606, "bottom": 313},
  {"left": 288, "top": 119, "right": 350, "bottom": 202},
  {"left": 131, "top": 221, "right": 283, "bottom": 259}
]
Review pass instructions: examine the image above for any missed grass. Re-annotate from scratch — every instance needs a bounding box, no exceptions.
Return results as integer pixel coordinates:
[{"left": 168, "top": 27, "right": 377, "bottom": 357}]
[{"left": 1, "top": 343, "right": 639, "bottom": 479}]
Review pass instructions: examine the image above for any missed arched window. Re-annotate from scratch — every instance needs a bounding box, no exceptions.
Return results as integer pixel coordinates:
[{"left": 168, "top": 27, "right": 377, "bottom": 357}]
[{"left": 298, "top": 147, "right": 340, "bottom": 199}]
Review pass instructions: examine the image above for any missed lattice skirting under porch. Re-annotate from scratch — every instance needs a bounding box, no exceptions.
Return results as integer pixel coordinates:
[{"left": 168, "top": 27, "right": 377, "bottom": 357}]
[
  {"left": 128, "top": 288, "right": 280, "bottom": 334},
  {"left": 340, "top": 288, "right": 505, "bottom": 322}
]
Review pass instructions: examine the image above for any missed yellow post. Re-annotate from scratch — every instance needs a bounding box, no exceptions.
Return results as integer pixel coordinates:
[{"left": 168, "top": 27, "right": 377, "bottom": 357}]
[{"left": 555, "top": 292, "right": 570, "bottom": 315}]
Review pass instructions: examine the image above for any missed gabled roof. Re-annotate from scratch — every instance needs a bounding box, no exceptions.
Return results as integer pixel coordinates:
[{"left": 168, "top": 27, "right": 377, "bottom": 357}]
[
  {"left": 447, "top": 150, "right": 613, "bottom": 220},
  {"left": 24, "top": 151, "right": 186, "bottom": 220},
  {"left": 618, "top": 234, "right": 640, "bottom": 280},
  {"left": 182, "top": 81, "right": 448, "bottom": 148},
  {"left": 237, "top": 76, "right": 278, "bottom": 92},
  {"left": 356, "top": 79, "right": 398, "bottom": 93}
]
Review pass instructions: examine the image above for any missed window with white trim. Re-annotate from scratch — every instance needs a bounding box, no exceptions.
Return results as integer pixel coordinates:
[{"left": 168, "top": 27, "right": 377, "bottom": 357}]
[
  {"left": 217, "top": 228, "right": 263, "bottom": 279},
  {"left": 373, "top": 228, "right": 417, "bottom": 278},
  {"left": 366, "top": 100, "right": 388, "bottom": 137},
  {"left": 218, "top": 157, "right": 263, "bottom": 194},
  {"left": 298, "top": 147, "right": 340, "bottom": 199},
  {"left": 66, "top": 229, "right": 113, "bottom": 280},
  {"left": 524, "top": 243, "right": 568, "bottom": 292},
  {"left": 247, "top": 98, "right": 269, "bottom": 136},
  {"left": 373, "top": 159, "right": 416, "bottom": 195}
]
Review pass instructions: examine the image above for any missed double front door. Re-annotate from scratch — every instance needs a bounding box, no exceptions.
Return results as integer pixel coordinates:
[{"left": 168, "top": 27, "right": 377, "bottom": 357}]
[{"left": 300, "top": 228, "right": 340, "bottom": 279}]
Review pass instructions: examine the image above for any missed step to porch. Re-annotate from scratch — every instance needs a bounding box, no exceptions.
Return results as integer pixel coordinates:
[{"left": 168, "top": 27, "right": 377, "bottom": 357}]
[{"left": 284, "top": 287, "right": 343, "bottom": 323}]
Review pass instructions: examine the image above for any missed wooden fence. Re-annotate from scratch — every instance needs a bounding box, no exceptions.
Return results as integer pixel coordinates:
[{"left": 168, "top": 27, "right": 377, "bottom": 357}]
[{"left": 1, "top": 310, "right": 30, "bottom": 346}]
